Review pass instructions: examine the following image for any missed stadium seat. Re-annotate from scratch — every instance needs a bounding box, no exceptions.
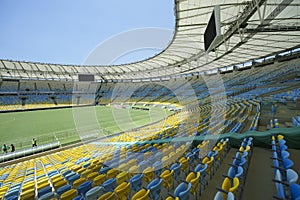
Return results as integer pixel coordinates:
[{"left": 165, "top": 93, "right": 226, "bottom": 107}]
[
  {"left": 39, "top": 191, "right": 56, "bottom": 200},
  {"left": 60, "top": 189, "right": 77, "bottom": 200},
  {"left": 132, "top": 188, "right": 150, "bottom": 200},
  {"left": 57, "top": 184, "right": 72, "bottom": 196},
  {"left": 147, "top": 178, "right": 162, "bottom": 200},
  {"left": 98, "top": 191, "right": 117, "bottom": 200},
  {"left": 186, "top": 172, "right": 200, "bottom": 196},
  {"left": 160, "top": 170, "right": 173, "bottom": 190},
  {"left": 38, "top": 185, "right": 53, "bottom": 197},
  {"left": 168, "top": 182, "right": 192, "bottom": 200},
  {"left": 116, "top": 171, "right": 129, "bottom": 185},
  {"left": 114, "top": 181, "right": 130, "bottom": 200},
  {"left": 102, "top": 178, "right": 117, "bottom": 193},
  {"left": 73, "top": 177, "right": 86, "bottom": 188},
  {"left": 85, "top": 186, "right": 102, "bottom": 200},
  {"left": 77, "top": 181, "right": 92, "bottom": 197},
  {"left": 130, "top": 174, "right": 144, "bottom": 193},
  {"left": 93, "top": 174, "right": 106, "bottom": 186}
]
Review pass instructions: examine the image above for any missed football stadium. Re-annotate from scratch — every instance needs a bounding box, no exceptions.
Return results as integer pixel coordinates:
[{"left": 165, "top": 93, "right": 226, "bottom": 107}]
[{"left": 0, "top": 1, "right": 300, "bottom": 200}]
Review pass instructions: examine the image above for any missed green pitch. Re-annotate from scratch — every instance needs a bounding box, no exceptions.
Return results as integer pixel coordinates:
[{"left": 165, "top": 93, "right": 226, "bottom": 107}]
[{"left": 0, "top": 106, "right": 173, "bottom": 145}]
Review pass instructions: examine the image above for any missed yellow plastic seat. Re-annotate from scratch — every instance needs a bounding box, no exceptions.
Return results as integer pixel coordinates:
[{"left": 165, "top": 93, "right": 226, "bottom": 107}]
[
  {"left": 179, "top": 157, "right": 189, "bottom": 172},
  {"left": 132, "top": 188, "right": 150, "bottom": 200},
  {"left": 93, "top": 174, "right": 106, "bottom": 186},
  {"left": 127, "top": 159, "right": 137, "bottom": 168},
  {"left": 278, "top": 135, "right": 284, "bottom": 140},
  {"left": 144, "top": 151, "right": 152, "bottom": 160},
  {"left": 114, "top": 182, "right": 130, "bottom": 200},
  {"left": 76, "top": 168, "right": 86, "bottom": 174},
  {"left": 37, "top": 182, "right": 50, "bottom": 190},
  {"left": 202, "top": 156, "right": 214, "bottom": 175},
  {"left": 87, "top": 172, "right": 98, "bottom": 180},
  {"left": 71, "top": 165, "right": 82, "bottom": 172},
  {"left": 20, "top": 188, "right": 35, "bottom": 200},
  {"left": 81, "top": 169, "right": 93, "bottom": 178},
  {"left": 73, "top": 177, "right": 86, "bottom": 188},
  {"left": 186, "top": 172, "right": 200, "bottom": 195},
  {"left": 52, "top": 176, "right": 64, "bottom": 185},
  {"left": 143, "top": 167, "right": 154, "bottom": 183},
  {"left": 60, "top": 189, "right": 77, "bottom": 200},
  {"left": 107, "top": 168, "right": 119, "bottom": 179},
  {"left": 160, "top": 170, "right": 173, "bottom": 189},
  {"left": 221, "top": 177, "right": 240, "bottom": 199},
  {"left": 98, "top": 191, "right": 117, "bottom": 200},
  {"left": 229, "top": 177, "right": 240, "bottom": 195},
  {"left": 118, "top": 163, "right": 128, "bottom": 171},
  {"left": 116, "top": 171, "right": 129, "bottom": 185},
  {"left": 37, "top": 177, "right": 49, "bottom": 185},
  {"left": 129, "top": 165, "right": 140, "bottom": 175},
  {"left": 53, "top": 179, "right": 67, "bottom": 190}
]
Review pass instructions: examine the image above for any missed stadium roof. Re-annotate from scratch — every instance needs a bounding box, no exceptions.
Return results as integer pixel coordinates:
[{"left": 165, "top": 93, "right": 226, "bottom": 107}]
[{"left": 1, "top": 0, "right": 300, "bottom": 81}]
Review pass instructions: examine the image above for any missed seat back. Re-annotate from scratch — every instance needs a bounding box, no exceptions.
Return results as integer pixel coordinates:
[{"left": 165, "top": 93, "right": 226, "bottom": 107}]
[
  {"left": 114, "top": 182, "right": 130, "bottom": 200},
  {"left": 132, "top": 188, "right": 150, "bottom": 200},
  {"left": 130, "top": 174, "right": 144, "bottom": 192},
  {"left": 229, "top": 177, "right": 240, "bottom": 195},
  {"left": 147, "top": 178, "right": 162, "bottom": 200},
  {"left": 102, "top": 178, "right": 117, "bottom": 193},
  {"left": 77, "top": 181, "right": 92, "bottom": 197}
]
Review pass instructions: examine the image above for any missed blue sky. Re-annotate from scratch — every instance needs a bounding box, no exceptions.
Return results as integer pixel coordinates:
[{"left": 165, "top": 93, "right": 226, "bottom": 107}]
[{"left": 0, "top": 0, "right": 174, "bottom": 65}]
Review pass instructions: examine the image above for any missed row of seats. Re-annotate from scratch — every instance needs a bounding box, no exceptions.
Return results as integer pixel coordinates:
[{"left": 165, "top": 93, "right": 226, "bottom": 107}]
[
  {"left": 272, "top": 135, "right": 300, "bottom": 200},
  {"left": 0, "top": 114, "right": 191, "bottom": 199},
  {"left": 214, "top": 137, "right": 253, "bottom": 200},
  {"left": 0, "top": 127, "right": 231, "bottom": 200}
]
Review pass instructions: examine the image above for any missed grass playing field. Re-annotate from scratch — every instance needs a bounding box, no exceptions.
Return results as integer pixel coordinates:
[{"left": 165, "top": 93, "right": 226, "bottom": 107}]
[{"left": 0, "top": 105, "right": 173, "bottom": 146}]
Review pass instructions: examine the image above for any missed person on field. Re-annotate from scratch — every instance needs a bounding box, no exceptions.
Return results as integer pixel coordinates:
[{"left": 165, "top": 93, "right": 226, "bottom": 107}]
[
  {"left": 32, "top": 138, "right": 37, "bottom": 148},
  {"left": 2, "top": 144, "right": 8, "bottom": 154},
  {"left": 10, "top": 144, "right": 15, "bottom": 152}
]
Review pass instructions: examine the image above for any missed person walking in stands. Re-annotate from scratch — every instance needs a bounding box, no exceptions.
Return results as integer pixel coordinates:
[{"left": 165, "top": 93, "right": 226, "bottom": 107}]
[
  {"left": 32, "top": 138, "right": 37, "bottom": 148},
  {"left": 2, "top": 144, "right": 8, "bottom": 154},
  {"left": 10, "top": 144, "right": 15, "bottom": 152}
]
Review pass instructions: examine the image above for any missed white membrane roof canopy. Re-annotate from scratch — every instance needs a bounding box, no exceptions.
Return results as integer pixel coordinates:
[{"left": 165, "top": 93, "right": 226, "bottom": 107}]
[{"left": 1, "top": 0, "right": 300, "bottom": 81}]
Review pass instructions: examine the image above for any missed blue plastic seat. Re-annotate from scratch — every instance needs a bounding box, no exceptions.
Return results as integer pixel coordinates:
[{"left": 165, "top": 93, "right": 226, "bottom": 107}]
[
  {"left": 147, "top": 178, "right": 162, "bottom": 200},
  {"left": 170, "top": 163, "right": 182, "bottom": 181},
  {"left": 85, "top": 186, "right": 102, "bottom": 200},
  {"left": 213, "top": 191, "right": 235, "bottom": 200},
  {"left": 153, "top": 161, "right": 163, "bottom": 177},
  {"left": 195, "top": 163, "right": 208, "bottom": 186},
  {"left": 139, "top": 160, "right": 150, "bottom": 171},
  {"left": 283, "top": 158, "right": 294, "bottom": 169},
  {"left": 227, "top": 166, "right": 243, "bottom": 180},
  {"left": 99, "top": 167, "right": 110, "bottom": 175},
  {"left": 130, "top": 174, "right": 144, "bottom": 192},
  {"left": 5, "top": 196, "right": 18, "bottom": 200},
  {"left": 281, "top": 150, "right": 290, "bottom": 159},
  {"left": 287, "top": 169, "right": 299, "bottom": 184},
  {"left": 57, "top": 184, "right": 72, "bottom": 196},
  {"left": 73, "top": 195, "right": 84, "bottom": 200},
  {"left": 4, "top": 189, "right": 19, "bottom": 199},
  {"left": 173, "top": 182, "right": 192, "bottom": 200},
  {"left": 38, "top": 186, "right": 52, "bottom": 197},
  {"left": 62, "top": 169, "right": 72, "bottom": 177},
  {"left": 39, "top": 191, "right": 55, "bottom": 200},
  {"left": 68, "top": 174, "right": 81, "bottom": 185},
  {"left": 77, "top": 181, "right": 92, "bottom": 197},
  {"left": 290, "top": 183, "right": 300, "bottom": 200},
  {"left": 102, "top": 178, "right": 117, "bottom": 193},
  {"left": 65, "top": 172, "right": 76, "bottom": 180}
]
